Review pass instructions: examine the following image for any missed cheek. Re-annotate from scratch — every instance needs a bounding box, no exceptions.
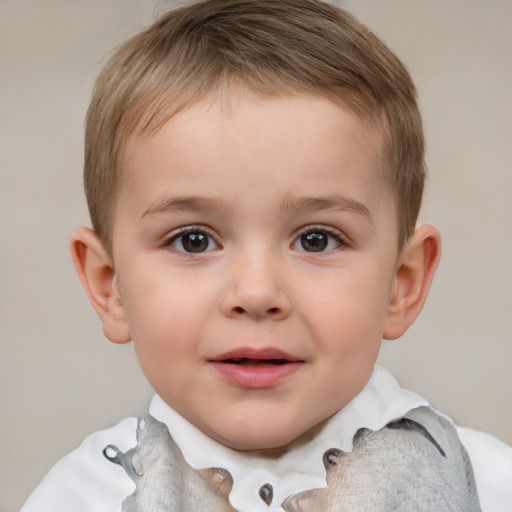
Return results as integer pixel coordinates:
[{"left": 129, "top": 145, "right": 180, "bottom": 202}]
[
  {"left": 304, "top": 269, "right": 389, "bottom": 402},
  {"left": 122, "top": 259, "right": 212, "bottom": 325},
  {"left": 119, "top": 261, "right": 225, "bottom": 365},
  {"left": 124, "top": 286, "right": 203, "bottom": 397},
  {"left": 306, "top": 264, "right": 392, "bottom": 339},
  {"left": 120, "top": 281, "right": 186, "bottom": 353}
]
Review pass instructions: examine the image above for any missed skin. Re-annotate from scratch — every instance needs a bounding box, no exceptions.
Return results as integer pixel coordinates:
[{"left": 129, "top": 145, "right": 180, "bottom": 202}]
[{"left": 71, "top": 93, "right": 440, "bottom": 453}]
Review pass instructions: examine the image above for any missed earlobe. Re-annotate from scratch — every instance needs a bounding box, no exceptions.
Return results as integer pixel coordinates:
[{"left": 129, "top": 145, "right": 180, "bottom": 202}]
[
  {"left": 70, "top": 227, "right": 131, "bottom": 344},
  {"left": 383, "top": 225, "right": 441, "bottom": 340}
]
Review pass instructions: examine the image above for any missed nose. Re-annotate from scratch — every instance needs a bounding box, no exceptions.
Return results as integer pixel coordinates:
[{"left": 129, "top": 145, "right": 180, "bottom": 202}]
[{"left": 220, "top": 251, "right": 291, "bottom": 321}]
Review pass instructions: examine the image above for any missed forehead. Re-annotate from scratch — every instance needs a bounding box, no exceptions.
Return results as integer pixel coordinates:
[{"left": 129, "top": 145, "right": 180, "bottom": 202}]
[
  {"left": 123, "top": 93, "right": 384, "bottom": 178},
  {"left": 117, "top": 93, "right": 392, "bottom": 227}
]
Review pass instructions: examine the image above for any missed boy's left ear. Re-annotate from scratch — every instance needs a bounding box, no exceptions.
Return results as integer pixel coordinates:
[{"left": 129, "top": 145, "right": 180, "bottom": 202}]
[{"left": 383, "top": 225, "right": 441, "bottom": 340}]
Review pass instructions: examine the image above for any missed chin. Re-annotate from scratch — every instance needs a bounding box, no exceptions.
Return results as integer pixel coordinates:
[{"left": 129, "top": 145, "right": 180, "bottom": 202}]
[
  {"left": 212, "top": 422, "right": 305, "bottom": 452},
  {"left": 224, "top": 434, "right": 293, "bottom": 452}
]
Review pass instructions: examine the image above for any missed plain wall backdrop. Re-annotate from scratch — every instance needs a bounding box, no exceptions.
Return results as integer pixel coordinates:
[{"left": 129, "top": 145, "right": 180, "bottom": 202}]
[{"left": 1, "top": 1, "right": 511, "bottom": 510}]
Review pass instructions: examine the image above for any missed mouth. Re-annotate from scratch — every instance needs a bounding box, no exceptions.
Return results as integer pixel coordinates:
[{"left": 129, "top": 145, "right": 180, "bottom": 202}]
[
  {"left": 210, "top": 348, "right": 304, "bottom": 388},
  {"left": 211, "top": 347, "right": 302, "bottom": 365},
  {"left": 222, "top": 357, "right": 291, "bottom": 367}
]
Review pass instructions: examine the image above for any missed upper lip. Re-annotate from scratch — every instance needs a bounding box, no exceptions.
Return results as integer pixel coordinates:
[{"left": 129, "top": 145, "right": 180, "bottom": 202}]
[{"left": 210, "top": 347, "right": 302, "bottom": 363}]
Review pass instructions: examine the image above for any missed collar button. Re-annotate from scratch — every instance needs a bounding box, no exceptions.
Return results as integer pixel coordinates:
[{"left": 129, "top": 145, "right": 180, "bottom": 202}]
[{"left": 259, "top": 483, "right": 273, "bottom": 505}]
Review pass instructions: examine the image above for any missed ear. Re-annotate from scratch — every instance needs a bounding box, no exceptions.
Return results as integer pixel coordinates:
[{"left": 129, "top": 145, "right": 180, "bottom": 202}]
[
  {"left": 70, "top": 227, "right": 131, "bottom": 344},
  {"left": 383, "top": 225, "right": 441, "bottom": 340}
]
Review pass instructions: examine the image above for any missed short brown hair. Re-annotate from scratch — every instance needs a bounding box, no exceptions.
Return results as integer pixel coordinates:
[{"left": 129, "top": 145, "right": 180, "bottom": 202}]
[{"left": 85, "top": 0, "right": 425, "bottom": 251}]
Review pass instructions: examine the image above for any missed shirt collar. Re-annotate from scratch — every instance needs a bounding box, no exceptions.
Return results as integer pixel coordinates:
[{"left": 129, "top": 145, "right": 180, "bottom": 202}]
[{"left": 149, "top": 365, "right": 428, "bottom": 512}]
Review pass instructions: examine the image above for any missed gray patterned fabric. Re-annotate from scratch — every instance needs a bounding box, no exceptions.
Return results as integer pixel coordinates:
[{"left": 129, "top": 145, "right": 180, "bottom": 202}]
[{"left": 105, "top": 406, "right": 481, "bottom": 512}]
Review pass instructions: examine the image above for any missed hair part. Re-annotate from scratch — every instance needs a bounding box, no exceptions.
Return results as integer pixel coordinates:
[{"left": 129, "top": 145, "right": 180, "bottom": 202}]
[{"left": 85, "top": 0, "right": 425, "bottom": 252}]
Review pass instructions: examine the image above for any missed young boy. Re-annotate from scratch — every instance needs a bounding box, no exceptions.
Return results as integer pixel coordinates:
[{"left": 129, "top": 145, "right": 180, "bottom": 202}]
[{"left": 21, "top": 0, "right": 512, "bottom": 511}]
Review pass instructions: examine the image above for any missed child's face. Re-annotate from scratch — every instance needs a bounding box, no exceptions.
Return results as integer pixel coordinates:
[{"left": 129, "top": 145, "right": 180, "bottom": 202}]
[{"left": 111, "top": 94, "right": 401, "bottom": 450}]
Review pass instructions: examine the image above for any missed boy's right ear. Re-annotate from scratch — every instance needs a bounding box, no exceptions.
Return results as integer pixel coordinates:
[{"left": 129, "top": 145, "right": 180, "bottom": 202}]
[{"left": 70, "top": 227, "right": 131, "bottom": 344}]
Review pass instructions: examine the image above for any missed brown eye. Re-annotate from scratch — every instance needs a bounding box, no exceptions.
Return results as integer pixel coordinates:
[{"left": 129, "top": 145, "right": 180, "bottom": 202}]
[
  {"left": 182, "top": 232, "right": 209, "bottom": 252},
  {"left": 301, "top": 232, "right": 328, "bottom": 252},
  {"left": 292, "top": 228, "right": 344, "bottom": 253},
  {"left": 168, "top": 230, "right": 218, "bottom": 253}
]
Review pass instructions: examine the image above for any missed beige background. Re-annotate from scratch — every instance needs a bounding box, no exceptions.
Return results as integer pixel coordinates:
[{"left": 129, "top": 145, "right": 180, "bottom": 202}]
[{"left": 1, "top": 0, "right": 511, "bottom": 510}]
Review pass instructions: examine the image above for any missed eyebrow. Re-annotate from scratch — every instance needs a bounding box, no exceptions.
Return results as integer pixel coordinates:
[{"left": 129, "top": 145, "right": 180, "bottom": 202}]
[
  {"left": 141, "top": 193, "right": 371, "bottom": 221},
  {"left": 141, "top": 196, "right": 231, "bottom": 220},
  {"left": 279, "top": 193, "right": 372, "bottom": 220}
]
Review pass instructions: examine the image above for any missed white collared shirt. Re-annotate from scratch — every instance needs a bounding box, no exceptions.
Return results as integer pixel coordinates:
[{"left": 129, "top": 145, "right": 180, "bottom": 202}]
[{"left": 21, "top": 366, "right": 512, "bottom": 512}]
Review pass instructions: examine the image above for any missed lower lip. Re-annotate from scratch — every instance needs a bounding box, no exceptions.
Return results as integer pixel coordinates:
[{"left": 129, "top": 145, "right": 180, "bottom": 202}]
[{"left": 210, "top": 361, "right": 303, "bottom": 388}]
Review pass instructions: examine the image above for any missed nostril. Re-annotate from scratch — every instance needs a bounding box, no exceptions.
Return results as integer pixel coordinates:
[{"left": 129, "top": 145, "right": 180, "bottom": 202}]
[{"left": 231, "top": 306, "right": 281, "bottom": 316}]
